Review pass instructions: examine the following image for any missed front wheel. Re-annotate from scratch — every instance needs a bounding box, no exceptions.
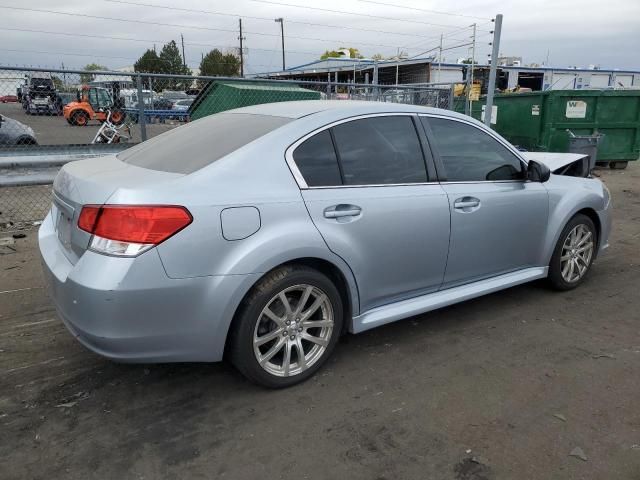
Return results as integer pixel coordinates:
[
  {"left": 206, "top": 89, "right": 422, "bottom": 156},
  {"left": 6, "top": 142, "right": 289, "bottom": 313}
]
[
  {"left": 72, "top": 111, "right": 89, "bottom": 126},
  {"left": 229, "top": 265, "right": 343, "bottom": 388},
  {"left": 547, "top": 214, "right": 597, "bottom": 290}
]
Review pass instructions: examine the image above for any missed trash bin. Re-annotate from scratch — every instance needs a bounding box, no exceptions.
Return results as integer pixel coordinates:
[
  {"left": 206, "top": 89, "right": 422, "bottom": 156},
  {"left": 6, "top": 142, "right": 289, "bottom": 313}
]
[
  {"left": 567, "top": 130, "right": 604, "bottom": 172},
  {"left": 456, "top": 89, "right": 640, "bottom": 169}
]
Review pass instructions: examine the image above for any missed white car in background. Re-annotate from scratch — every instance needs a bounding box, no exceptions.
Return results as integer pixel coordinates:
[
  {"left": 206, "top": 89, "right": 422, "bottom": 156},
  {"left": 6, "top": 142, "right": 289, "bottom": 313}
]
[{"left": 172, "top": 99, "right": 194, "bottom": 112}]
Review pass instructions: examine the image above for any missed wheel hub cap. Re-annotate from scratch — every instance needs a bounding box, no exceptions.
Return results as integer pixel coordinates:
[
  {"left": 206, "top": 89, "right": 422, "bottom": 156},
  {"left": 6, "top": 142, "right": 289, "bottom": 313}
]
[
  {"left": 560, "top": 224, "right": 594, "bottom": 283},
  {"left": 253, "top": 284, "right": 334, "bottom": 377}
]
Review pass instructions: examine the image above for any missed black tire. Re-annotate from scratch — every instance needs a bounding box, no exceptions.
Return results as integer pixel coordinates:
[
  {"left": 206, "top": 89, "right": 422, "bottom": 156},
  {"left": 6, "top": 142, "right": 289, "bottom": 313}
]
[
  {"left": 547, "top": 214, "right": 597, "bottom": 291},
  {"left": 610, "top": 161, "right": 628, "bottom": 170},
  {"left": 72, "top": 111, "right": 89, "bottom": 126},
  {"left": 228, "top": 264, "right": 343, "bottom": 388}
]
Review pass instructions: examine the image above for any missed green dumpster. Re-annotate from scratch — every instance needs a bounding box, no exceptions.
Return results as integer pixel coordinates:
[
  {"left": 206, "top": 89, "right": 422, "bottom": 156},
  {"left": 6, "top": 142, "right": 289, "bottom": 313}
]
[
  {"left": 190, "top": 81, "right": 321, "bottom": 120},
  {"left": 456, "top": 90, "right": 640, "bottom": 168}
]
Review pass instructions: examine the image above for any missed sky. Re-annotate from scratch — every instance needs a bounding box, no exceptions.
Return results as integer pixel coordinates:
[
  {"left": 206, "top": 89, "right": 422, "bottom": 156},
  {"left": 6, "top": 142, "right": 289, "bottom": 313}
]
[{"left": 0, "top": 0, "right": 639, "bottom": 73}]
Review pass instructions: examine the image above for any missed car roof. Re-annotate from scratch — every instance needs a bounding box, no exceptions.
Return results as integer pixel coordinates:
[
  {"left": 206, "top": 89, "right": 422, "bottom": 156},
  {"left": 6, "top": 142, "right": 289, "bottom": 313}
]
[{"left": 228, "top": 100, "right": 471, "bottom": 121}]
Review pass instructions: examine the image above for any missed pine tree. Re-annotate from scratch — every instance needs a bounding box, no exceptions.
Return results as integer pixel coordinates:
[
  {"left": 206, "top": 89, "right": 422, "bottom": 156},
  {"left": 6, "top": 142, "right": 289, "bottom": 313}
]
[{"left": 199, "top": 49, "right": 241, "bottom": 77}]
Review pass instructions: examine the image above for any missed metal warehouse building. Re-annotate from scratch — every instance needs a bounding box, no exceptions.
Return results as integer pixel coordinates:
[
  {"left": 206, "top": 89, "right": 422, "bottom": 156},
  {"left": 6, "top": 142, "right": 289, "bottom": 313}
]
[{"left": 258, "top": 58, "right": 640, "bottom": 92}]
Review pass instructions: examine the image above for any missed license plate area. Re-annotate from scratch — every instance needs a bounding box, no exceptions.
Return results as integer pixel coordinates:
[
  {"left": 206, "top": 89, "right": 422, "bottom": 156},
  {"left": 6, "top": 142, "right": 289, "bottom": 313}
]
[{"left": 53, "top": 196, "right": 75, "bottom": 250}]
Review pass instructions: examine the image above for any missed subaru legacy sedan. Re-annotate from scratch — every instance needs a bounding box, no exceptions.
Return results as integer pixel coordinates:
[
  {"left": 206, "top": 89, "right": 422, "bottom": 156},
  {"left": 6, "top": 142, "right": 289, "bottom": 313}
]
[{"left": 39, "top": 101, "right": 611, "bottom": 388}]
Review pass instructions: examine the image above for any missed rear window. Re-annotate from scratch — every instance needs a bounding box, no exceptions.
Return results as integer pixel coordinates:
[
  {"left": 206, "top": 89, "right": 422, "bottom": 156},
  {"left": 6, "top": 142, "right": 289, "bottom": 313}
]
[{"left": 118, "top": 113, "right": 291, "bottom": 174}]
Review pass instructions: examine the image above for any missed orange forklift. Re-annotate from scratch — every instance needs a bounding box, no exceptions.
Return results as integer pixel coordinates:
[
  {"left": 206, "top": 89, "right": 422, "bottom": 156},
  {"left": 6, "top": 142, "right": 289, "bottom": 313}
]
[{"left": 63, "top": 85, "right": 125, "bottom": 126}]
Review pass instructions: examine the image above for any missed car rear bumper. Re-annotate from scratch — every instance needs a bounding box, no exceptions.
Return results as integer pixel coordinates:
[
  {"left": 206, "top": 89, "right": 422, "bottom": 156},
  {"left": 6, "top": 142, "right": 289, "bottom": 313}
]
[{"left": 38, "top": 212, "right": 258, "bottom": 363}]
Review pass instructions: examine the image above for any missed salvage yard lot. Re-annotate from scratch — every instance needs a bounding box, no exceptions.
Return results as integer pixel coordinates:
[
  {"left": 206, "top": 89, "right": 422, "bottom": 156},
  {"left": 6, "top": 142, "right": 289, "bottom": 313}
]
[
  {"left": 1, "top": 164, "right": 639, "bottom": 479},
  {"left": 0, "top": 102, "right": 176, "bottom": 145}
]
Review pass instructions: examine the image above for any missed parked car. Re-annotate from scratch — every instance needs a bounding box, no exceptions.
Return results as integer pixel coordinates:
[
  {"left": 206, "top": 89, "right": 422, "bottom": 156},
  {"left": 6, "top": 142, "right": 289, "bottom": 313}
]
[
  {"left": 0, "top": 114, "right": 38, "bottom": 145},
  {"left": 39, "top": 101, "right": 611, "bottom": 388},
  {"left": 0, "top": 95, "right": 19, "bottom": 103},
  {"left": 153, "top": 98, "right": 175, "bottom": 110},
  {"left": 171, "top": 98, "right": 193, "bottom": 112}
]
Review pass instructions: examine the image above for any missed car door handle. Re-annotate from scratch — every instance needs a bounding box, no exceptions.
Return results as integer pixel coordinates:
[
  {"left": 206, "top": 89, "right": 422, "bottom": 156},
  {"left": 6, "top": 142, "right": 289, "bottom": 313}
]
[
  {"left": 323, "top": 204, "right": 362, "bottom": 218},
  {"left": 453, "top": 197, "right": 480, "bottom": 209}
]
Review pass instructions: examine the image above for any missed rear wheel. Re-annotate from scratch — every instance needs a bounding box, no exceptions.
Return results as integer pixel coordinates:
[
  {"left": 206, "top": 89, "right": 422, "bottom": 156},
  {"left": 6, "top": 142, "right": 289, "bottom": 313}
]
[
  {"left": 229, "top": 265, "right": 343, "bottom": 388},
  {"left": 110, "top": 109, "right": 125, "bottom": 125},
  {"left": 72, "top": 111, "right": 89, "bottom": 126},
  {"left": 609, "top": 161, "right": 628, "bottom": 170},
  {"left": 548, "top": 214, "right": 597, "bottom": 290}
]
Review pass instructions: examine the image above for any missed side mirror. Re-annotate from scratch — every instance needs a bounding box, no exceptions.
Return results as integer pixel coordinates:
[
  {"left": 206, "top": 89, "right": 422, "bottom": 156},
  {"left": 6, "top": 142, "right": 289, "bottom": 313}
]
[
  {"left": 0, "top": 114, "right": 3, "bottom": 126},
  {"left": 527, "top": 160, "right": 551, "bottom": 183}
]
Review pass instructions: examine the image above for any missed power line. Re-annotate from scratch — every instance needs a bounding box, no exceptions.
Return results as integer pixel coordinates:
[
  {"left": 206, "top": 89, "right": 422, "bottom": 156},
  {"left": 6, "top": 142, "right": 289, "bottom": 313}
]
[
  {"left": 353, "top": 0, "right": 491, "bottom": 21},
  {"left": 0, "top": 5, "right": 412, "bottom": 50},
  {"left": 248, "top": 0, "right": 477, "bottom": 30},
  {"left": 105, "top": 0, "right": 459, "bottom": 40},
  {"left": 0, "top": 27, "right": 322, "bottom": 56},
  {"left": 0, "top": 48, "right": 271, "bottom": 68}
]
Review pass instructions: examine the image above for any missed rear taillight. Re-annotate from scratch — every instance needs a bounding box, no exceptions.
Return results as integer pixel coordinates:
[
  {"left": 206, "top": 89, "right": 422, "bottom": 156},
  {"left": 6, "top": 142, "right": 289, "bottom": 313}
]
[{"left": 78, "top": 205, "right": 192, "bottom": 257}]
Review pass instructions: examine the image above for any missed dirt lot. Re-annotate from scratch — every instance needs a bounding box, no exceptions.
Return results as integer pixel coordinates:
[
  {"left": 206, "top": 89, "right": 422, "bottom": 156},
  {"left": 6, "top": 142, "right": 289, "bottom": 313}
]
[
  {"left": 1, "top": 164, "right": 640, "bottom": 480},
  {"left": 0, "top": 102, "right": 177, "bottom": 145}
]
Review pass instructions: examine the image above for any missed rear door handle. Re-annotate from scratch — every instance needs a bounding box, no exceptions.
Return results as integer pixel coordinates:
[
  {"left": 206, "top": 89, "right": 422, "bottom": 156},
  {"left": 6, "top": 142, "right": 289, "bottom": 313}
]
[
  {"left": 323, "top": 204, "right": 362, "bottom": 218},
  {"left": 453, "top": 197, "right": 480, "bottom": 209}
]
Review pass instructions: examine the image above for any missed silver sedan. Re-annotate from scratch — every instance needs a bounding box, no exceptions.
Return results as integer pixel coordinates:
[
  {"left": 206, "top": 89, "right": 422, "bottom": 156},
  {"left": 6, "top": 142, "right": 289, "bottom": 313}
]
[{"left": 39, "top": 101, "right": 612, "bottom": 387}]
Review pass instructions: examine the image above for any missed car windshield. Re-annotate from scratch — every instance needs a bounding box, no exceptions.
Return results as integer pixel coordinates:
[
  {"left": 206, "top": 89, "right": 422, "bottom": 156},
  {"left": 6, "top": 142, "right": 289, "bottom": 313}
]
[
  {"left": 118, "top": 113, "right": 291, "bottom": 174},
  {"left": 177, "top": 99, "right": 193, "bottom": 106}
]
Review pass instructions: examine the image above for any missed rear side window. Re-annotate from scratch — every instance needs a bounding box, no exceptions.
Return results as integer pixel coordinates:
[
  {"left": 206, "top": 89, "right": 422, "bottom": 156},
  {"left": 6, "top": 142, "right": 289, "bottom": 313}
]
[
  {"left": 119, "top": 113, "right": 291, "bottom": 174},
  {"left": 292, "top": 130, "right": 342, "bottom": 187},
  {"left": 423, "top": 117, "right": 524, "bottom": 182},
  {"left": 331, "top": 116, "right": 427, "bottom": 185}
]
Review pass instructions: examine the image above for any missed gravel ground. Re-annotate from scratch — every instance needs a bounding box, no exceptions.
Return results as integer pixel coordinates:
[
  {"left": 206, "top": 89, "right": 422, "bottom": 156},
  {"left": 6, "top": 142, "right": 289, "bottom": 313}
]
[{"left": 1, "top": 164, "right": 639, "bottom": 480}]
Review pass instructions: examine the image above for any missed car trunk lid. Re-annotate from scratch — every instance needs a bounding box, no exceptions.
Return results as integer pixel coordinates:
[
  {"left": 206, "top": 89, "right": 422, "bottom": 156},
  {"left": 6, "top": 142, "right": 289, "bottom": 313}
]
[{"left": 51, "top": 155, "right": 184, "bottom": 264}]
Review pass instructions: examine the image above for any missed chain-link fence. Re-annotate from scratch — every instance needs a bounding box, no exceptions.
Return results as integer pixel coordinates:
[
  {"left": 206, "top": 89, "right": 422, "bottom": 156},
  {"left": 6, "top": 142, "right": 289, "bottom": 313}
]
[{"left": 0, "top": 66, "right": 457, "bottom": 230}]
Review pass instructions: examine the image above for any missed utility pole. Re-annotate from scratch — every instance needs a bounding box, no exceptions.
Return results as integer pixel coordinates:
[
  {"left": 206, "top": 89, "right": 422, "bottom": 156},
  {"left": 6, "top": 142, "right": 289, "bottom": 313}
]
[
  {"left": 438, "top": 33, "right": 443, "bottom": 83},
  {"left": 181, "top": 33, "right": 186, "bottom": 69},
  {"left": 238, "top": 18, "right": 245, "bottom": 77},
  {"left": 275, "top": 18, "right": 285, "bottom": 71},
  {"left": 484, "top": 14, "right": 503, "bottom": 127},
  {"left": 468, "top": 23, "right": 477, "bottom": 115}
]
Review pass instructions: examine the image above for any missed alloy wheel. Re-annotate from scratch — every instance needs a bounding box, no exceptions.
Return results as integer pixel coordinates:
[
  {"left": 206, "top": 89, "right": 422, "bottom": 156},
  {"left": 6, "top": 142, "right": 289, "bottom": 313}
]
[
  {"left": 560, "top": 224, "right": 594, "bottom": 283},
  {"left": 253, "top": 284, "right": 334, "bottom": 377}
]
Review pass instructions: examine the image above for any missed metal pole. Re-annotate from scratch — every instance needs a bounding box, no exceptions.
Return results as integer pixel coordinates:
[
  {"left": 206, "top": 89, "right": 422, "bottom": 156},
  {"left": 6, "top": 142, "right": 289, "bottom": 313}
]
[
  {"left": 468, "top": 23, "right": 476, "bottom": 116},
  {"left": 238, "top": 19, "right": 244, "bottom": 78},
  {"left": 464, "top": 64, "right": 471, "bottom": 115},
  {"left": 373, "top": 61, "right": 379, "bottom": 101},
  {"left": 438, "top": 34, "right": 443, "bottom": 83},
  {"left": 275, "top": 18, "right": 285, "bottom": 71},
  {"left": 136, "top": 73, "right": 147, "bottom": 141},
  {"left": 484, "top": 14, "right": 503, "bottom": 127},
  {"left": 181, "top": 33, "right": 186, "bottom": 69},
  {"left": 448, "top": 84, "right": 454, "bottom": 110}
]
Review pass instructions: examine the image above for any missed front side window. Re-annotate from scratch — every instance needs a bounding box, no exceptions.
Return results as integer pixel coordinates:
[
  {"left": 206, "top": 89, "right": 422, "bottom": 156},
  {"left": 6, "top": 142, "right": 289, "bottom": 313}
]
[
  {"left": 97, "top": 90, "right": 112, "bottom": 108},
  {"left": 331, "top": 116, "right": 428, "bottom": 185},
  {"left": 293, "top": 130, "right": 342, "bottom": 187},
  {"left": 88, "top": 89, "right": 98, "bottom": 107},
  {"left": 423, "top": 117, "right": 524, "bottom": 182}
]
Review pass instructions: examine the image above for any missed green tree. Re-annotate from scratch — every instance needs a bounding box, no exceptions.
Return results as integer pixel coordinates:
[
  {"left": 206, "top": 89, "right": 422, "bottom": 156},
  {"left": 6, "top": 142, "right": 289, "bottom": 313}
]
[
  {"left": 134, "top": 49, "right": 162, "bottom": 74},
  {"left": 133, "top": 49, "right": 164, "bottom": 90},
  {"left": 320, "top": 47, "right": 363, "bottom": 60},
  {"left": 199, "top": 49, "right": 241, "bottom": 77},
  {"left": 158, "top": 41, "right": 190, "bottom": 89},
  {"left": 80, "top": 63, "right": 108, "bottom": 83}
]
